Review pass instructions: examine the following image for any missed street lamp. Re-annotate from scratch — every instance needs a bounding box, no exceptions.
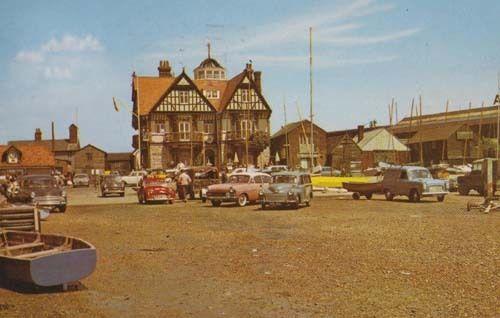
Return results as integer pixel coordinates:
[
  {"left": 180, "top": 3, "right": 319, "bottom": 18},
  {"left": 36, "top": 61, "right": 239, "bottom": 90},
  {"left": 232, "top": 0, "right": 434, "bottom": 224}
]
[{"left": 113, "top": 97, "right": 142, "bottom": 170}]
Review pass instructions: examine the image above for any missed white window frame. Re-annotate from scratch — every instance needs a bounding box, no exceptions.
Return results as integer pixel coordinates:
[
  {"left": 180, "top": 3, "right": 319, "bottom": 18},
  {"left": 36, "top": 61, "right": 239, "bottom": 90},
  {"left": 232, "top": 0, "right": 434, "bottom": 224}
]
[
  {"left": 179, "top": 91, "right": 189, "bottom": 104},
  {"left": 179, "top": 121, "right": 191, "bottom": 141},
  {"left": 241, "top": 89, "right": 249, "bottom": 102},
  {"left": 240, "top": 120, "right": 253, "bottom": 139}
]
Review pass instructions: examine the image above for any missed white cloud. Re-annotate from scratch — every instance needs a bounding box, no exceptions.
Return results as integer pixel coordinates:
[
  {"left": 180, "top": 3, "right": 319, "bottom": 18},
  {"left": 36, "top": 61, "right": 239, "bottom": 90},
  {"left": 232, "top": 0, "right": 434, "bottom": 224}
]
[
  {"left": 13, "top": 34, "right": 104, "bottom": 80},
  {"left": 41, "top": 34, "right": 103, "bottom": 52},
  {"left": 43, "top": 66, "right": 72, "bottom": 79},
  {"left": 321, "top": 28, "right": 422, "bottom": 46},
  {"left": 15, "top": 50, "right": 44, "bottom": 63}
]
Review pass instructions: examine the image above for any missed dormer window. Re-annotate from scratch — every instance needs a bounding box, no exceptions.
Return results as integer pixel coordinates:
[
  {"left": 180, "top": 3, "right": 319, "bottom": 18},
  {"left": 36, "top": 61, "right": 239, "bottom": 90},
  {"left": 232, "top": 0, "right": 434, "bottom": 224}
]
[{"left": 7, "top": 151, "right": 19, "bottom": 164}]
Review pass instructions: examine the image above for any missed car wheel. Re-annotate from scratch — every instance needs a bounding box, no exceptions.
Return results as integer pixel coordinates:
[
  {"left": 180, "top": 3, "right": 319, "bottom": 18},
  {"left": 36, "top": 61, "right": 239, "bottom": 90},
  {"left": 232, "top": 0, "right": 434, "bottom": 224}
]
[
  {"left": 352, "top": 192, "right": 361, "bottom": 200},
  {"left": 211, "top": 200, "right": 221, "bottom": 207},
  {"left": 409, "top": 189, "right": 420, "bottom": 202},
  {"left": 365, "top": 193, "right": 373, "bottom": 200},
  {"left": 168, "top": 200, "right": 174, "bottom": 204},
  {"left": 437, "top": 195, "right": 445, "bottom": 202},
  {"left": 58, "top": 205, "right": 67, "bottom": 213},
  {"left": 120, "top": 193, "right": 125, "bottom": 197},
  {"left": 384, "top": 190, "right": 394, "bottom": 201},
  {"left": 237, "top": 194, "right": 248, "bottom": 207}
]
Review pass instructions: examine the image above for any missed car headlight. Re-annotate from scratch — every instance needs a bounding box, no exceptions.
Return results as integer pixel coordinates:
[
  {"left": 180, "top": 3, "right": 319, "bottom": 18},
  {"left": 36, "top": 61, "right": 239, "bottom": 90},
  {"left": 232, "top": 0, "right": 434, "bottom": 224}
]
[
  {"left": 287, "top": 190, "right": 294, "bottom": 196},
  {"left": 229, "top": 187, "right": 235, "bottom": 193},
  {"left": 259, "top": 190, "right": 264, "bottom": 196},
  {"left": 30, "top": 192, "right": 36, "bottom": 199}
]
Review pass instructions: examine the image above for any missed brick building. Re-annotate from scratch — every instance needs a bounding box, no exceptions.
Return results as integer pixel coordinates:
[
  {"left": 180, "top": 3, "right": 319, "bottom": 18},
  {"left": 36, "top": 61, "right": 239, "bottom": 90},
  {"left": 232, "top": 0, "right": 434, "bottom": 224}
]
[
  {"left": 73, "top": 144, "right": 106, "bottom": 175},
  {"left": 270, "top": 120, "right": 327, "bottom": 169},
  {"left": 0, "top": 144, "right": 55, "bottom": 175}
]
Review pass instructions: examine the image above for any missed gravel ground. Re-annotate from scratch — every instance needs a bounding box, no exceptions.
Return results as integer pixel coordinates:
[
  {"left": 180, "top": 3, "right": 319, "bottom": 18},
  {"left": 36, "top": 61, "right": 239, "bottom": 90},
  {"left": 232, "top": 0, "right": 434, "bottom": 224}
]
[{"left": 0, "top": 188, "right": 498, "bottom": 317}]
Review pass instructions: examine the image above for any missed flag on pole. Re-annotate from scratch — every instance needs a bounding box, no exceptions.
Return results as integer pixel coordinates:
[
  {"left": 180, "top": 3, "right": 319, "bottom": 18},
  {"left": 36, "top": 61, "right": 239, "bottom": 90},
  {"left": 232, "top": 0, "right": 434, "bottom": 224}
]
[{"left": 112, "top": 97, "right": 120, "bottom": 112}]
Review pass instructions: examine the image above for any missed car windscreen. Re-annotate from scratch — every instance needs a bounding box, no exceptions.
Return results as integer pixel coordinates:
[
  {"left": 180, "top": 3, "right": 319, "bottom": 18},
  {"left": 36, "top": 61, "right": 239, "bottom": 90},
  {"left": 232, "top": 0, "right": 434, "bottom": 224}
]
[
  {"left": 408, "top": 169, "right": 431, "bottom": 180},
  {"left": 272, "top": 175, "right": 297, "bottom": 184},
  {"left": 23, "top": 177, "right": 57, "bottom": 188},
  {"left": 105, "top": 176, "right": 122, "bottom": 183},
  {"left": 229, "top": 175, "right": 250, "bottom": 183}
]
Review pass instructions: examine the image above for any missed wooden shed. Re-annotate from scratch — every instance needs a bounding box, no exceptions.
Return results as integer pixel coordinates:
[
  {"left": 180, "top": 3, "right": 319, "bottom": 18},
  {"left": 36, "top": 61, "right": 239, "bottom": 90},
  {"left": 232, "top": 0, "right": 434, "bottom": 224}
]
[
  {"left": 327, "top": 134, "right": 362, "bottom": 174},
  {"left": 73, "top": 144, "right": 107, "bottom": 175}
]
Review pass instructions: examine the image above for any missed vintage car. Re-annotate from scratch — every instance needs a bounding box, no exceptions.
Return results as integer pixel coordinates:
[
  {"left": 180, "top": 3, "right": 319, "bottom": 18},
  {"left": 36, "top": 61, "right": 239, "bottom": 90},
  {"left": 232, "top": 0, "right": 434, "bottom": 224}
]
[
  {"left": 382, "top": 166, "right": 448, "bottom": 202},
  {"left": 15, "top": 175, "right": 67, "bottom": 212},
  {"left": 206, "top": 172, "right": 272, "bottom": 207},
  {"left": 100, "top": 175, "right": 125, "bottom": 197},
  {"left": 121, "top": 170, "right": 147, "bottom": 186},
  {"left": 137, "top": 177, "right": 176, "bottom": 204},
  {"left": 73, "top": 173, "right": 90, "bottom": 187},
  {"left": 259, "top": 171, "right": 313, "bottom": 209}
]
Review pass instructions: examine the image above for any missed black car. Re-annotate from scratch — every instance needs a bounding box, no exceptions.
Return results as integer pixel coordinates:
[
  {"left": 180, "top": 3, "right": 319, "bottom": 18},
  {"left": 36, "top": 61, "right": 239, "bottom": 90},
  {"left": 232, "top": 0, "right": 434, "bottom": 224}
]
[
  {"left": 15, "top": 175, "right": 67, "bottom": 212},
  {"left": 100, "top": 175, "right": 125, "bottom": 197}
]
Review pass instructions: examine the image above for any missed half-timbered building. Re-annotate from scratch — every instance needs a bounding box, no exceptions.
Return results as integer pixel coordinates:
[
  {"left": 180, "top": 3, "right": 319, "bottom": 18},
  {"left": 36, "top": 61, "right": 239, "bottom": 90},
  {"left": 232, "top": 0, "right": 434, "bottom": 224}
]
[{"left": 131, "top": 50, "right": 271, "bottom": 169}]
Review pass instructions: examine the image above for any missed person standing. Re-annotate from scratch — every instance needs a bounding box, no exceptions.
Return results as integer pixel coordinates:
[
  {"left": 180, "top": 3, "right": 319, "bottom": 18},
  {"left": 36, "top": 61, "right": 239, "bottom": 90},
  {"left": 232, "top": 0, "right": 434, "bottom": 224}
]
[{"left": 178, "top": 170, "right": 192, "bottom": 203}]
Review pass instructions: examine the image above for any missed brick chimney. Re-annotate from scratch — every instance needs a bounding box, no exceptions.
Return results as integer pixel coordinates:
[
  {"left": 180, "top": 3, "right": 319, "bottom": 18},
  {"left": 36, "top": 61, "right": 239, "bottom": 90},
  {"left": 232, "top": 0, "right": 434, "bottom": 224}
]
[
  {"left": 69, "top": 124, "right": 78, "bottom": 144},
  {"left": 254, "top": 71, "right": 262, "bottom": 93},
  {"left": 34, "top": 128, "right": 42, "bottom": 141},
  {"left": 158, "top": 60, "right": 172, "bottom": 77},
  {"left": 357, "top": 125, "right": 365, "bottom": 141}
]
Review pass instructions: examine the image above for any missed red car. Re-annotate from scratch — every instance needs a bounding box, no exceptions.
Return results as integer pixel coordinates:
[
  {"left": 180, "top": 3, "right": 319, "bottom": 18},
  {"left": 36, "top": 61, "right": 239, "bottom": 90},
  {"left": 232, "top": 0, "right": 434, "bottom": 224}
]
[{"left": 137, "top": 177, "right": 176, "bottom": 204}]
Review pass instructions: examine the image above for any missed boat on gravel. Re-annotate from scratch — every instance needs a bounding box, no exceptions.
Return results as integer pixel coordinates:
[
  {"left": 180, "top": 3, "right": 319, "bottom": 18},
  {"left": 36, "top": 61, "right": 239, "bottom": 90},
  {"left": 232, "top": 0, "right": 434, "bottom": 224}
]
[{"left": 0, "top": 230, "right": 96, "bottom": 287}]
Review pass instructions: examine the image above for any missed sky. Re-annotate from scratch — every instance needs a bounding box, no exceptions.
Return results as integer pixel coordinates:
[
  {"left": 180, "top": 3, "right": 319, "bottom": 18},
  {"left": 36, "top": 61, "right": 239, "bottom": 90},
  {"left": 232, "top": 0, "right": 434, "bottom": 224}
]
[{"left": 0, "top": 0, "right": 499, "bottom": 152}]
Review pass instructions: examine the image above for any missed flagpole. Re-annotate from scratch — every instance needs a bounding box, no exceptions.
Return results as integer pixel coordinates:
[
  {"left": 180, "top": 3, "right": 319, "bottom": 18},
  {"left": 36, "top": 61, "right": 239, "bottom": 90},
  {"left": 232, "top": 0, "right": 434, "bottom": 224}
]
[{"left": 309, "top": 26, "right": 314, "bottom": 171}]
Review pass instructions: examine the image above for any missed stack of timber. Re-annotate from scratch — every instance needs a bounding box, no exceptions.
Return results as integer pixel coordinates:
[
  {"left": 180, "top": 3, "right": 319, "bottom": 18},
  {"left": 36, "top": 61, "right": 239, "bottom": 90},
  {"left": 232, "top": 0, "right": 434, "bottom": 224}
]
[{"left": 0, "top": 206, "right": 40, "bottom": 232}]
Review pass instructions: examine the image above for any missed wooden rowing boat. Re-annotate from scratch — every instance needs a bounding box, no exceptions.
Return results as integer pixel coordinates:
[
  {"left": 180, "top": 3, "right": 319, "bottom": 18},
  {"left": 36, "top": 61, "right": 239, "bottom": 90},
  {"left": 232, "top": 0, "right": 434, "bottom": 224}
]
[
  {"left": 0, "top": 230, "right": 96, "bottom": 287},
  {"left": 342, "top": 181, "right": 383, "bottom": 200}
]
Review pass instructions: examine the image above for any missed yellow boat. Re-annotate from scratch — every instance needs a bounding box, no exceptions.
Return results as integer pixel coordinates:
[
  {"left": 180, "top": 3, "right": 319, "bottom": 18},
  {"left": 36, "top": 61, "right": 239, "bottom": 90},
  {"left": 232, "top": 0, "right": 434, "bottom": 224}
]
[{"left": 311, "top": 176, "right": 378, "bottom": 188}]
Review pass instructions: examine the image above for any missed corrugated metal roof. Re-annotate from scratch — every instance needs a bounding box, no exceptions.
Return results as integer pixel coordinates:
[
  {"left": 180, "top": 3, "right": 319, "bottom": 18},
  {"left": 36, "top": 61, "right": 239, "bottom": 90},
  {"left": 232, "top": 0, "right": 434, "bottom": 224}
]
[{"left": 407, "top": 123, "right": 464, "bottom": 144}]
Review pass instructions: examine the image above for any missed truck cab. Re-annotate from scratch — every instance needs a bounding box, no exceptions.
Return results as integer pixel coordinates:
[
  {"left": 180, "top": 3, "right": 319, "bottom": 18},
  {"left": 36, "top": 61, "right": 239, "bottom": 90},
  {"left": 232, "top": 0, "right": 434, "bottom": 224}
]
[{"left": 457, "top": 159, "right": 499, "bottom": 196}]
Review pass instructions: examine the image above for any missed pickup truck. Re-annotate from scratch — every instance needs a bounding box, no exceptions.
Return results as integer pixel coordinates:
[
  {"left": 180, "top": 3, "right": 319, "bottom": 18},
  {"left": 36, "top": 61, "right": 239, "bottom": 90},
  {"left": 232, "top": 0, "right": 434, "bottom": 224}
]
[
  {"left": 121, "top": 170, "right": 147, "bottom": 186},
  {"left": 457, "top": 159, "right": 499, "bottom": 196},
  {"left": 382, "top": 166, "right": 448, "bottom": 202}
]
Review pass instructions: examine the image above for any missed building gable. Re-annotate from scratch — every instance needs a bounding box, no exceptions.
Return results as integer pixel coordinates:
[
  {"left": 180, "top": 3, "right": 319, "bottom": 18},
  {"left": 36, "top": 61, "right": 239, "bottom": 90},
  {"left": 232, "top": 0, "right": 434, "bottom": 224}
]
[
  {"left": 154, "top": 72, "right": 216, "bottom": 113},
  {"left": 224, "top": 73, "right": 270, "bottom": 112}
]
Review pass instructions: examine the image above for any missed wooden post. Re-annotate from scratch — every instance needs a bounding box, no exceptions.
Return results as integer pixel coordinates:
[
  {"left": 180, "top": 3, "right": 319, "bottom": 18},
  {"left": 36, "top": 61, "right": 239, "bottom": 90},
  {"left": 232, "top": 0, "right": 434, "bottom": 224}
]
[
  {"left": 419, "top": 95, "right": 423, "bottom": 166},
  {"left": 477, "top": 101, "right": 484, "bottom": 158},
  {"left": 441, "top": 100, "right": 449, "bottom": 162},
  {"left": 463, "top": 101, "right": 472, "bottom": 165}
]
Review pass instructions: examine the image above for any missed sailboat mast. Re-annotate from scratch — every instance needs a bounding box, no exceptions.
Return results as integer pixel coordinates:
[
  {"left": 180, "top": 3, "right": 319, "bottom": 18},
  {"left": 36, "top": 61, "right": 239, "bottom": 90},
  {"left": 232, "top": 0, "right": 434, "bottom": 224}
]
[
  {"left": 283, "top": 96, "right": 289, "bottom": 165},
  {"left": 309, "top": 26, "right": 314, "bottom": 170}
]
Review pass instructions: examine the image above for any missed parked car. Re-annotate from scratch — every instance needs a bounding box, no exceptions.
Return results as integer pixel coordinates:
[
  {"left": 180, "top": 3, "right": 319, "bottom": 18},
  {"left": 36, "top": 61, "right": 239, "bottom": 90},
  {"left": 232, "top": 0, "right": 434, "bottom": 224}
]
[
  {"left": 100, "top": 175, "right": 125, "bottom": 197},
  {"left": 457, "top": 159, "right": 500, "bottom": 195},
  {"left": 259, "top": 171, "right": 313, "bottom": 209},
  {"left": 382, "top": 166, "right": 448, "bottom": 202},
  {"left": 73, "top": 173, "right": 90, "bottom": 187},
  {"left": 261, "top": 165, "right": 288, "bottom": 174},
  {"left": 137, "top": 177, "right": 176, "bottom": 204},
  {"left": 121, "top": 170, "right": 147, "bottom": 186},
  {"left": 206, "top": 172, "right": 271, "bottom": 207},
  {"left": 15, "top": 175, "right": 67, "bottom": 212}
]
